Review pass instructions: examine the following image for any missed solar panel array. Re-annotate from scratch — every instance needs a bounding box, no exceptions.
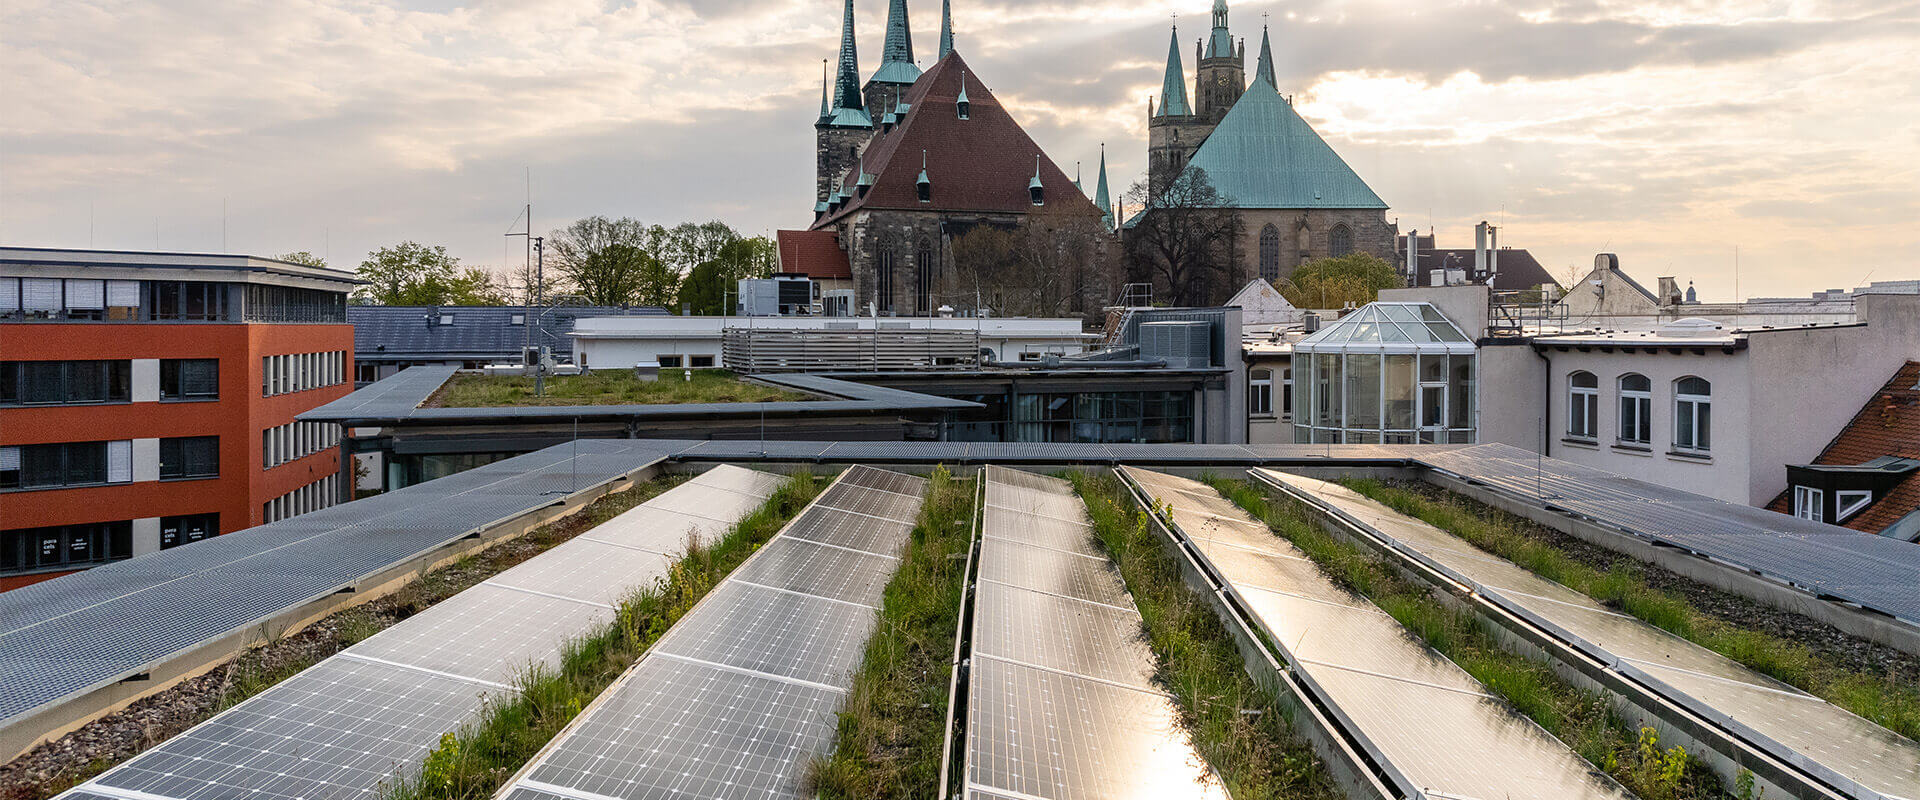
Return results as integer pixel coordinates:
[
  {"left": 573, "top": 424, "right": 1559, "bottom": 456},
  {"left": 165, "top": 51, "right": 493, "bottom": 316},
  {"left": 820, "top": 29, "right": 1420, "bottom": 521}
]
[
  {"left": 963, "top": 466, "right": 1227, "bottom": 800},
  {"left": 1419, "top": 443, "right": 1920, "bottom": 625},
  {"left": 57, "top": 465, "right": 784, "bottom": 800},
  {"left": 673, "top": 440, "right": 1449, "bottom": 466},
  {"left": 301, "top": 363, "right": 460, "bottom": 419},
  {"left": 1, "top": 439, "right": 679, "bottom": 732},
  {"left": 496, "top": 465, "right": 927, "bottom": 800},
  {"left": 1258, "top": 469, "right": 1920, "bottom": 798},
  {"left": 1122, "top": 467, "right": 1636, "bottom": 800}
]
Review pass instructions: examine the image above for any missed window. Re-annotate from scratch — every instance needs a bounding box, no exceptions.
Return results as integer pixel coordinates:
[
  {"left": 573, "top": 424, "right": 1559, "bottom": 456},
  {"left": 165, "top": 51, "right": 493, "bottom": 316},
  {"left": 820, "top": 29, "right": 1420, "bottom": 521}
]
[
  {"left": 160, "top": 436, "right": 220, "bottom": 480},
  {"left": 1617, "top": 373, "right": 1651, "bottom": 446},
  {"left": 1, "top": 441, "right": 126, "bottom": 490},
  {"left": 1281, "top": 368, "right": 1294, "bottom": 421},
  {"left": 439, "top": 314, "right": 455, "bottom": 325},
  {"left": 916, "top": 238, "right": 934, "bottom": 316},
  {"left": 1836, "top": 490, "right": 1873, "bottom": 522},
  {"left": 875, "top": 242, "right": 896, "bottom": 312},
  {"left": 658, "top": 355, "right": 684, "bottom": 368},
  {"left": 689, "top": 355, "right": 716, "bottom": 368},
  {"left": 146, "top": 281, "right": 228, "bottom": 321},
  {"left": 1250, "top": 369, "right": 1274, "bottom": 416},
  {"left": 1258, "top": 224, "right": 1281, "bottom": 281},
  {"left": 0, "top": 361, "right": 131, "bottom": 405},
  {"left": 511, "top": 314, "right": 526, "bottom": 325},
  {"left": 2, "top": 520, "right": 133, "bottom": 573},
  {"left": 1673, "top": 376, "right": 1712, "bottom": 453},
  {"left": 1793, "top": 486, "right": 1824, "bottom": 522},
  {"left": 357, "top": 363, "right": 379, "bottom": 384},
  {"left": 160, "top": 359, "right": 219, "bottom": 401},
  {"left": 1330, "top": 224, "right": 1355, "bottom": 258},
  {"left": 1567, "top": 371, "right": 1599, "bottom": 440},
  {"left": 159, "top": 513, "right": 219, "bottom": 550}
]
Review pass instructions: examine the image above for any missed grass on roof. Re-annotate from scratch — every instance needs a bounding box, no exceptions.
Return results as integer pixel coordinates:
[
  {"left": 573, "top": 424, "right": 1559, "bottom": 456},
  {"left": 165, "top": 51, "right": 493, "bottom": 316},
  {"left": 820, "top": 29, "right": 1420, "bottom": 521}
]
[
  {"left": 423, "top": 370, "right": 814, "bottom": 408},
  {"left": 806, "top": 466, "right": 975, "bottom": 800},
  {"left": 1341, "top": 477, "right": 1920, "bottom": 743},
  {"left": 1206, "top": 477, "right": 1734, "bottom": 800},
  {"left": 380, "top": 470, "right": 822, "bottom": 800}
]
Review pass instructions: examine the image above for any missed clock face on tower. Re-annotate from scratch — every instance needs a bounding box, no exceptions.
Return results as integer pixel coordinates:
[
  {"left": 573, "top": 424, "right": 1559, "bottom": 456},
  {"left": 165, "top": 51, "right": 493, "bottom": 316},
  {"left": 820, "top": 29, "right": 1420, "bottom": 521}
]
[{"left": 1216, "top": 73, "right": 1229, "bottom": 87}]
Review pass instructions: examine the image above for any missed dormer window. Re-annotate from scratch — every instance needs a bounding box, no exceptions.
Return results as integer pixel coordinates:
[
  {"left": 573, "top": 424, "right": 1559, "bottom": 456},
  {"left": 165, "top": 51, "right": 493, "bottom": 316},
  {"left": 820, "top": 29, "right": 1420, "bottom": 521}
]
[
  {"left": 917, "top": 151, "right": 932, "bottom": 203},
  {"left": 956, "top": 70, "right": 971, "bottom": 119},
  {"left": 1028, "top": 155, "right": 1045, "bottom": 206}
]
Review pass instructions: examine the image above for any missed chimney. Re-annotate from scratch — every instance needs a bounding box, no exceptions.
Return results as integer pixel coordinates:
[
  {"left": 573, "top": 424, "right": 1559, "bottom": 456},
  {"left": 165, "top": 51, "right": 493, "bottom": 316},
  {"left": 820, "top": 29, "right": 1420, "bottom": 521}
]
[
  {"left": 1406, "top": 228, "right": 1420, "bottom": 280},
  {"left": 1657, "top": 277, "right": 1682, "bottom": 307},
  {"left": 1474, "top": 222, "right": 1488, "bottom": 278}
]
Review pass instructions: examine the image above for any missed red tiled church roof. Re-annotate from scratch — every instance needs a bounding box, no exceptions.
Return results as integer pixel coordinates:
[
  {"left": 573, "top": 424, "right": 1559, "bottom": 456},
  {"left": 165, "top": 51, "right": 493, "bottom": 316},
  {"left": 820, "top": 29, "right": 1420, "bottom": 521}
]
[
  {"left": 1765, "top": 361, "right": 1920, "bottom": 532},
  {"left": 776, "top": 230, "right": 852, "bottom": 279},
  {"left": 814, "top": 51, "right": 1103, "bottom": 227}
]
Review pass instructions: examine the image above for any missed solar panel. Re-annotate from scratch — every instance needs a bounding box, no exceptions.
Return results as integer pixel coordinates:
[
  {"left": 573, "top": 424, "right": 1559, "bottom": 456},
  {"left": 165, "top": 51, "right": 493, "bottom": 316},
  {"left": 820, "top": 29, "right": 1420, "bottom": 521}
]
[
  {"left": 58, "top": 466, "right": 783, "bottom": 800},
  {"left": 1259, "top": 469, "right": 1920, "bottom": 798},
  {"left": 1124, "top": 467, "right": 1633, "bottom": 800},
  {"left": 496, "top": 468, "right": 929, "bottom": 800},
  {"left": 963, "top": 466, "right": 1227, "bottom": 800}
]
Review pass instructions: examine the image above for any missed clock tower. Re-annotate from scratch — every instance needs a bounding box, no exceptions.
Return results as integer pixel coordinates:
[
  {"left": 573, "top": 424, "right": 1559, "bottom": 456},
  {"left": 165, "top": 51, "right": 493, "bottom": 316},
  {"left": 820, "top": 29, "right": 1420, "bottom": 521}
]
[{"left": 1192, "top": 0, "right": 1244, "bottom": 124}]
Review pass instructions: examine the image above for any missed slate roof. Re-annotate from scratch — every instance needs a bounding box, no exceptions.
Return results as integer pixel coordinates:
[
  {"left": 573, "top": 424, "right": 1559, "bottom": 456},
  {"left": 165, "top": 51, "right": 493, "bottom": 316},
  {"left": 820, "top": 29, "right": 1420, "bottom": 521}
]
[
  {"left": 776, "top": 230, "right": 854, "bottom": 279},
  {"left": 1182, "top": 82, "right": 1388, "bottom": 210},
  {"left": 1766, "top": 362, "right": 1920, "bottom": 534},
  {"left": 1406, "top": 248, "right": 1560, "bottom": 291},
  {"left": 813, "top": 52, "right": 1104, "bottom": 227},
  {"left": 350, "top": 305, "right": 667, "bottom": 364}
]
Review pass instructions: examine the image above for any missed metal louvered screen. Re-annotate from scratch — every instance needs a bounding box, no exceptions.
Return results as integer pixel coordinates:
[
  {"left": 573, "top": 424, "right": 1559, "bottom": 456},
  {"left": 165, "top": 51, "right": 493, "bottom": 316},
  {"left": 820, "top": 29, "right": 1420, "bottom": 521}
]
[
  {"left": 65, "top": 280, "right": 105, "bottom": 310},
  {"left": 0, "top": 279, "right": 19, "bottom": 311},
  {"left": 22, "top": 279, "right": 62, "bottom": 311},
  {"left": 721, "top": 328, "right": 980, "bottom": 373},
  {"left": 106, "top": 280, "right": 140, "bottom": 308},
  {"left": 107, "top": 441, "right": 132, "bottom": 484},
  {"left": 0, "top": 446, "right": 19, "bottom": 471}
]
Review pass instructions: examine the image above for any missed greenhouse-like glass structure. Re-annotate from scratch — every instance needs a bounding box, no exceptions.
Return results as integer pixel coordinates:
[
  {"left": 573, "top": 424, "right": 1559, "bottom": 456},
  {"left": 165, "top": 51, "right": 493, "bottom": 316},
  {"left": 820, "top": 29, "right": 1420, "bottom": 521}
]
[{"left": 1292, "top": 302, "right": 1477, "bottom": 444}]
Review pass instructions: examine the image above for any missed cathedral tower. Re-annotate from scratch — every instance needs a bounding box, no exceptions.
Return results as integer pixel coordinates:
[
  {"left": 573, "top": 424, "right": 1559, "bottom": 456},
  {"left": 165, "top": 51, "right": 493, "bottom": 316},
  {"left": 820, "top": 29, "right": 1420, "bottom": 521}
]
[
  {"left": 816, "top": 0, "right": 873, "bottom": 205},
  {"left": 864, "top": 0, "right": 921, "bottom": 116},
  {"left": 1146, "top": 24, "right": 1211, "bottom": 193},
  {"left": 1193, "top": 0, "right": 1245, "bottom": 122}
]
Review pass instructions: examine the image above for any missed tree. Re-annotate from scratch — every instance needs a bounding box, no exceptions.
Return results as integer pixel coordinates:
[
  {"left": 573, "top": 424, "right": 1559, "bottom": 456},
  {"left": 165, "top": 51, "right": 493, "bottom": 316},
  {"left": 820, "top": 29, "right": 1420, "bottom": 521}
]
[
  {"left": 677, "top": 261, "right": 730, "bottom": 316},
  {"left": 713, "top": 235, "right": 777, "bottom": 284},
  {"left": 354, "top": 242, "right": 502, "bottom": 305},
  {"left": 547, "top": 217, "right": 656, "bottom": 307},
  {"left": 950, "top": 205, "right": 1115, "bottom": 318},
  {"left": 277, "top": 251, "right": 327, "bottom": 268},
  {"left": 1278, "top": 252, "right": 1404, "bottom": 309},
  {"left": 658, "top": 221, "right": 741, "bottom": 277},
  {"left": 1122, "top": 167, "right": 1246, "bottom": 307}
]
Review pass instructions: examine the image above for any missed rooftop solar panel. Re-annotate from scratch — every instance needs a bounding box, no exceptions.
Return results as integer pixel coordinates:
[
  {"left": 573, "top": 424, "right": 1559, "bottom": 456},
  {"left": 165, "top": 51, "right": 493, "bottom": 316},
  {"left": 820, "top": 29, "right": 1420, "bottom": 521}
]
[
  {"left": 56, "top": 467, "right": 782, "bottom": 800},
  {"left": 1125, "top": 467, "right": 1633, "bottom": 800},
  {"left": 963, "top": 466, "right": 1227, "bottom": 800},
  {"left": 1259, "top": 469, "right": 1920, "bottom": 798},
  {"left": 496, "top": 468, "right": 928, "bottom": 800}
]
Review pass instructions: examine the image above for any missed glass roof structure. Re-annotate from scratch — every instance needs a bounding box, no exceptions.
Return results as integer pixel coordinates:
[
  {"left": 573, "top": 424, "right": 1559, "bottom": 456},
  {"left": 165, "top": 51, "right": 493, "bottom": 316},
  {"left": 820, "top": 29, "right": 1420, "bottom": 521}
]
[{"left": 1296, "top": 302, "right": 1474, "bottom": 354}]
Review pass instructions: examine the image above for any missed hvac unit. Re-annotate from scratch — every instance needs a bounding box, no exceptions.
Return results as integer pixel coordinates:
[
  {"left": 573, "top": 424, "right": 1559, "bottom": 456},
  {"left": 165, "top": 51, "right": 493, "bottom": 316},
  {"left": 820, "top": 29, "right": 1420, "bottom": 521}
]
[{"left": 1138, "top": 320, "right": 1213, "bottom": 369}]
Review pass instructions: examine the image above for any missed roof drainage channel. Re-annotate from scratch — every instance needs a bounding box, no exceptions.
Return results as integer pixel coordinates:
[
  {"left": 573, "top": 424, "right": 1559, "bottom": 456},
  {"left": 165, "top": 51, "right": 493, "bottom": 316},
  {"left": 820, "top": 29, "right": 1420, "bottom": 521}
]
[
  {"left": 960, "top": 466, "right": 1227, "bottom": 800},
  {"left": 1121, "top": 466, "right": 1635, "bottom": 800},
  {"left": 495, "top": 465, "right": 928, "bottom": 800},
  {"left": 1255, "top": 468, "right": 1920, "bottom": 800},
  {"left": 57, "top": 466, "right": 784, "bottom": 800}
]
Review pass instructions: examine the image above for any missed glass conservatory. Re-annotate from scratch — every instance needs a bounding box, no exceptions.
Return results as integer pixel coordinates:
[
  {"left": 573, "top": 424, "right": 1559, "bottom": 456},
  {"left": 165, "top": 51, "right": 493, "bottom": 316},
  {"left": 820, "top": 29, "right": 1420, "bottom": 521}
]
[{"left": 1292, "top": 302, "right": 1477, "bottom": 444}]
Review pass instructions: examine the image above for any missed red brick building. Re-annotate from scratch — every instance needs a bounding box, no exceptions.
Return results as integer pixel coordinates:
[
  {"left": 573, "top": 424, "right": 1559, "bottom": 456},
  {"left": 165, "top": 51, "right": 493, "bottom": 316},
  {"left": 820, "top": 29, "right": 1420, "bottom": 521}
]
[{"left": 0, "top": 248, "right": 360, "bottom": 590}]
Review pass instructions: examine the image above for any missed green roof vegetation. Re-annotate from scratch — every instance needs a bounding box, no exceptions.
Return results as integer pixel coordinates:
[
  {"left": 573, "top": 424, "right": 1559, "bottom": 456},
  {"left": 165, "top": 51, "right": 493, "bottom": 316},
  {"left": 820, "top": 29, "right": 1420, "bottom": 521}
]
[
  {"left": 807, "top": 466, "right": 975, "bottom": 800},
  {"left": 424, "top": 370, "right": 814, "bottom": 408},
  {"left": 1206, "top": 477, "right": 1731, "bottom": 800},
  {"left": 382, "top": 472, "right": 823, "bottom": 800}
]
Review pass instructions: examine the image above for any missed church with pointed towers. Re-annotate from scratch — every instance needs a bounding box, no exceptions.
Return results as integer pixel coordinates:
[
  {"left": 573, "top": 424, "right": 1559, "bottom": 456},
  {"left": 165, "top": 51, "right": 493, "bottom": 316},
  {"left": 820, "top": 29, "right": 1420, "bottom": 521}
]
[
  {"left": 1139, "top": 1, "right": 1398, "bottom": 293},
  {"left": 784, "top": 0, "right": 1119, "bottom": 319}
]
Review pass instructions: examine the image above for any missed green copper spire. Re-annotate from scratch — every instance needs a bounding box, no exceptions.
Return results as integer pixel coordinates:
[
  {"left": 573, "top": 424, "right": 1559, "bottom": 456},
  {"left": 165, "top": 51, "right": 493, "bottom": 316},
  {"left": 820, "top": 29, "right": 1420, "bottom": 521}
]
[
  {"left": 1157, "top": 26, "right": 1190, "bottom": 117},
  {"left": 1207, "top": 0, "right": 1235, "bottom": 59},
  {"left": 818, "top": 59, "right": 831, "bottom": 122},
  {"left": 833, "top": 0, "right": 864, "bottom": 113},
  {"left": 1253, "top": 24, "right": 1276, "bottom": 88},
  {"left": 1094, "top": 143, "right": 1113, "bottom": 227},
  {"left": 871, "top": 0, "right": 921, "bottom": 85},
  {"left": 939, "top": 0, "right": 954, "bottom": 58}
]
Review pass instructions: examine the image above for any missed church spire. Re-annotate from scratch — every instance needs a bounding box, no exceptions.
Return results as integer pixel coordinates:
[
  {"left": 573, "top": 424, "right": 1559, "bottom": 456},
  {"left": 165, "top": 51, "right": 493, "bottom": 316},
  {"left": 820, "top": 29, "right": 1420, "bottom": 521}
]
[
  {"left": 1094, "top": 143, "right": 1113, "bottom": 228},
  {"left": 832, "top": 0, "right": 864, "bottom": 114},
  {"left": 1206, "top": 0, "right": 1234, "bottom": 59},
  {"left": 1157, "top": 26, "right": 1190, "bottom": 117},
  {"left": 882, "top": 0, "right": 914, "bottom": 69},
  {"left": 818, "top": 59, "right": 831, "bottom": 122},
  {"left": 1253, "top": 22, "right": 1276, "bottom": 89},
  {"left": 939, "top": 0, "right": 954, "bottom": 58}
]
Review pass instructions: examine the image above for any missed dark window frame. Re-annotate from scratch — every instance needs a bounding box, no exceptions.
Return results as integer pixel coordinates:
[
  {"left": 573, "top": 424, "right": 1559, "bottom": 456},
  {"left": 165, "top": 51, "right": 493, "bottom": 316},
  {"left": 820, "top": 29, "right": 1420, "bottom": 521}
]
[
  {"left": 159, "top": 436, "right": 220, "bottom": 481},
  {"left": 2, "top": 520, "right": 133, "bottom": 573},
  {"left": 160, "top": 359, "right": 220, "bottom": 401}
]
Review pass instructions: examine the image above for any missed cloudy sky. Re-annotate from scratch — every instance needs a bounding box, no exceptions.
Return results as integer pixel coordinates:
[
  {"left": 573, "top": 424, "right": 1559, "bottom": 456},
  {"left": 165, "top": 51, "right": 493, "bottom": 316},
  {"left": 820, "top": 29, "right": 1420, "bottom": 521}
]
[{"left": 3, "top": 0, "right": 1915, "bottom": 300}]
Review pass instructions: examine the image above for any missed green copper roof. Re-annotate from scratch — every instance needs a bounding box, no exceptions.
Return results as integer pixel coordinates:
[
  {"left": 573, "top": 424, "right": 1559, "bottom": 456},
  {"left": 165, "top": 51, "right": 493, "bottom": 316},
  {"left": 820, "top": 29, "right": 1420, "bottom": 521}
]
[
  {"left": 1157, "top": 28, "right": 1190, "bottom": 117},
  {"left": 872, "top": 0, "right": 920, "bottom": 85},
  {"left": 1184, "top": 82, "right": 1387, "bottom": 209},
  {"left": 1253, "top": 25, "right": 1276, "bottom": 88},
  {"left": 832, "top": 0, "right": 865, "bottom": 116},
  {"left": 939, "top": 0, "right": 954, "bottom": 59},
  {"left": 1093, "top": 144, "right": 1113, "bottom": 227},
  {"left": 1207, "top": 0, "right": 1235, "bottom": 59}
]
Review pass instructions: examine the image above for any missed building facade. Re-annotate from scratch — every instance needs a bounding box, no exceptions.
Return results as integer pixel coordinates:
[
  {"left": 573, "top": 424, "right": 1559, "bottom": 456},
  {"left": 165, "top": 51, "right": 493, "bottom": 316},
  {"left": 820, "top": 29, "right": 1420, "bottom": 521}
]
[
  {"left": 0, "top": 248, "right": 359, "bottom": 590},
  {"left": 349, "top": 305, "right": 668, "bottom": 386}
]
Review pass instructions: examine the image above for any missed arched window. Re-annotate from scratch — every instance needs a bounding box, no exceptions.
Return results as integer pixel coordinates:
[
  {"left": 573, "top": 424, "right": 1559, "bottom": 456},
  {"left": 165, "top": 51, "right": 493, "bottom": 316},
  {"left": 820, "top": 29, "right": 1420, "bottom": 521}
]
[
  {"left": 875, "top": 240, "right": 896, "bottom": 314},
  {"left": 1258, "top": 224, "right": 1281, "bottom": 281},
  {"left": 1249, "top": 369, "right": 1274, "bottom": 416},
  {"left": 1674, "top": 376, "right": 1712, "bottom": 453},
  {"left": 916, "top": 238, "right": 934, "bottom": 316},
  {"left": 1618, "top": 373, "right": 1651, "bottom": 446},
  {"left": 1330, "top": 224, "right": 1355, "bottom": 258},
  {"left": 1567, "top": 371, "right": 1599, "bottom": 440}
]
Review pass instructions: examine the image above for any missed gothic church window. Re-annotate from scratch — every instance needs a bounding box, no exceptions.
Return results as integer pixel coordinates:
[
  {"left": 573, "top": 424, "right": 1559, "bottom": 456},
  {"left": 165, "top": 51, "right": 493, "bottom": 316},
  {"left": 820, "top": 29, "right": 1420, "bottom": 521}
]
[
  {"left": 916, "top": 238, "right": 933, "bottom": 316},
  {"left": 1331, "top": 224, "right": 1355, "bottom": 258},
  {"left": 1258, "top": 224, "right": 1281, "bottom": 281},
  {"left": 876, "top": 241, "right": 896, "bottom": 313}
]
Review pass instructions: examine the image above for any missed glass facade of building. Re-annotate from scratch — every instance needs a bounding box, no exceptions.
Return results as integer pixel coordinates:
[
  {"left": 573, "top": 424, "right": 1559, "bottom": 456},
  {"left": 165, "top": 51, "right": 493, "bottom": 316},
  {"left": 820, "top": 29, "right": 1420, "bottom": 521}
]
[{"left": 1292, "top": 303, "right": 1477, "bottom": 444}]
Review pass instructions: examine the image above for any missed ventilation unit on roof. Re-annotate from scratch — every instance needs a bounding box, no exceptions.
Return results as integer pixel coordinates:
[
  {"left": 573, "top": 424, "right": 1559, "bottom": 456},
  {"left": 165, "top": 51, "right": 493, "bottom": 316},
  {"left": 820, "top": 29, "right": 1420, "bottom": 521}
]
[{"left": 1138, "top": 320, "right": 1212, "bottom": 369}]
